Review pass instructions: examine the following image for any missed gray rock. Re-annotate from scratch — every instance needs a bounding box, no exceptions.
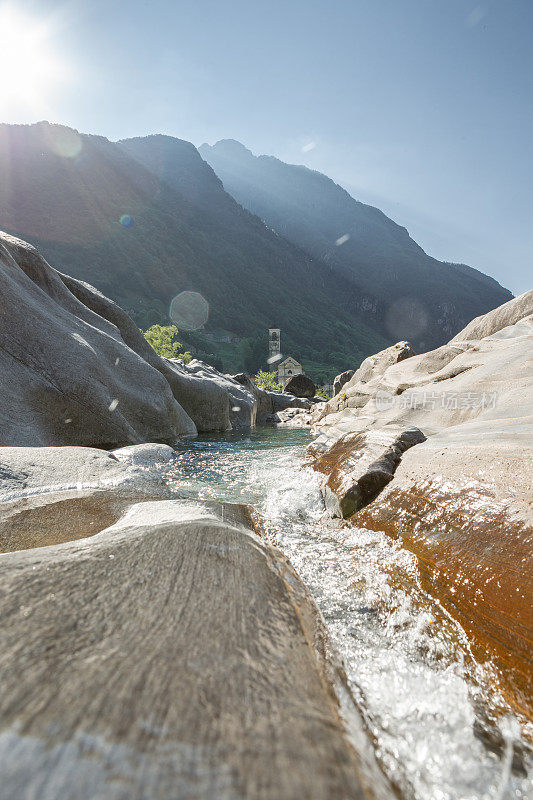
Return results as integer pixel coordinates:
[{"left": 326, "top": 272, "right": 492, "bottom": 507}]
[
  {"left": 314, "top": 426, "right": 426, "bottom": 518},
  {"left": 171, "top": 359, "right": 255, "bottom": 429},
  {"left": 333, "top": 370, "right": 355, "bottom": 396},
  {"left": 283, "top": 373, "right": 316, "bottom": 398},
  {"left": 56, "top": 268, "right": 230, "bottom": 434},
  {"left": 0, "top": 498, "right": 393, "bottom": 800},
  {"left": 0, "top": 233, "right": 197, "bottom": 446},
  {"left": 275, "top": 407, "right": 314, "bottom": 427},
  {"left": 315, "top": 340, "right": 416, "bottom": 430},
  {"left": 0, "top": 445, "right": 173, "bottom": 503}
]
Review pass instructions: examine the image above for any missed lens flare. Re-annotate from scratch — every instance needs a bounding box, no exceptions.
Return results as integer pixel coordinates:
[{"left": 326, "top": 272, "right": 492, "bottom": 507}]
[{"left": 170, "top": 291, "right": 209, "bottom": 331}]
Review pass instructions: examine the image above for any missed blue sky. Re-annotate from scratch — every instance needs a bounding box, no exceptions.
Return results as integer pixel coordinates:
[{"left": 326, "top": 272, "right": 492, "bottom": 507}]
[{"left": 2, "top": 0, "right": 532, "bottom": 294}]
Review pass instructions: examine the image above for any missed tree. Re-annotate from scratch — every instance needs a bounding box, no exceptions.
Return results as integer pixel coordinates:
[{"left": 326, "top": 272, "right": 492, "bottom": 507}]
[
  {"left": 254, "top": 370, "right": 282, "bottom": 391},
  {"left": 143, "top": 324, "right": 192, "bottom": 362}
]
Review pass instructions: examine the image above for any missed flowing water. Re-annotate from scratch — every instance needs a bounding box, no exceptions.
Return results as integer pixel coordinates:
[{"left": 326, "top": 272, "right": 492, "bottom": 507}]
[{"left": 168, "top": 428, "right": 532, "bottom": 800}]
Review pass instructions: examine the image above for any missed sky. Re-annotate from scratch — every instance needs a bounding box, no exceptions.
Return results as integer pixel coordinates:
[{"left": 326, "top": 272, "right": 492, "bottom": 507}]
[{"left": 1, "top": 0, "right": 531, "bottom": 294}]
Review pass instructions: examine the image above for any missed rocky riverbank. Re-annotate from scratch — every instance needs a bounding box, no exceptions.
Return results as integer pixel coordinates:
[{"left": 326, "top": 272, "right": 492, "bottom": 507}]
[
  {"left": 309, "top": 290, "right": 533, "bottom": 720},
  {"left": 1, "top": 231, "right": 531, "bottom": 797},
  {"left": 0, "top": 233, "right": 395, "bottom": 799}
]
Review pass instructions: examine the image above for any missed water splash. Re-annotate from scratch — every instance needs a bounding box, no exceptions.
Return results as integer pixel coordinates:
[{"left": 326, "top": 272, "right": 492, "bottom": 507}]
[{"left": 166, "top": 430, "right": 532, "bottom": 800}]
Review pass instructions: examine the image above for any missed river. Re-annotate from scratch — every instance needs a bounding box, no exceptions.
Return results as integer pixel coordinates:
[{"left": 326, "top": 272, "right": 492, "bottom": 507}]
[{"left": 167, "top": 428, "right": 532, "bottom": 800}]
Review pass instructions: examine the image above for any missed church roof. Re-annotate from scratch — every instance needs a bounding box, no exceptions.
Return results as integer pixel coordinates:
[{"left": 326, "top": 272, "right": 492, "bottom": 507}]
[{"left": 278, "top": 356, "right": 301, "bottom": 367}]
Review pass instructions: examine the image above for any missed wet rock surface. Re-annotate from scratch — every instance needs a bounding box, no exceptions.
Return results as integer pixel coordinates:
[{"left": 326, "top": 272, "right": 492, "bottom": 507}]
[
  {"left": 314, "top": 426, "right": 426, "bottom": 518},
  {"left": 310, "top": 291, "right": 533, "bottom": 717}
]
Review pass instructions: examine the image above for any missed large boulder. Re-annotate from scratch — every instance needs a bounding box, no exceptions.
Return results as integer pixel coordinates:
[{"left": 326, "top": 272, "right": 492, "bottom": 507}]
[
  {"left": 55, "top": 267, "right": 230, "bottom": 434},
  {"left": 314, "top": 340, "right": 416, "bottom": 435},
  {"left": 0, "top": 233, "right": 196, "bottom": 447},
  {"left": 0, "top": 444, "right": 176, "bottom": 553},
  {"left": 314, "top": 426, "right": 426, "bottom": 518},
  {"left": 0, "top": 497, "right": 393, "bottom": 800},
  {"left": 333, "top": 369, "right": 355, "bottom": 396},
  {"left": 310, "top": 291, "right": 533, "bottom": 717},
  {"left": 283, "top": 373, "right": 316, "bottom": 398},
  {"left": 172, "top": 359, "right": 256, "bottom": 429}
]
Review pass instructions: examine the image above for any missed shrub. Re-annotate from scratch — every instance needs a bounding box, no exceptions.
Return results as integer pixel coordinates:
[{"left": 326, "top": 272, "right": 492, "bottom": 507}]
[
  {"left": 143, "top": 324, "right": 192, "bottom": 363},
  {"left": 254, "top": 369, "right": 282, "bottom": 391}
]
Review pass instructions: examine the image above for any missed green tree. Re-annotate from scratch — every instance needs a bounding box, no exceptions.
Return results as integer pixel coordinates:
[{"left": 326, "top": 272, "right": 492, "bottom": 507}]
[
  {"left": 143, "top": 324, "right": 192, "bottom": 362},
  {"left": 254, "top": 370, "right": 282, "bottom": 391}
]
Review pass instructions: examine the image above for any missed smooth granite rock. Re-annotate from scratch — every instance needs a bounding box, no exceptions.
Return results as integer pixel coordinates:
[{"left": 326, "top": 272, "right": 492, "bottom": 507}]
[
  {"left": 309, "top": 291, "right": 533, "bottom": 717},
  {"left": 0, "top": 232, "right": 198, "bottom": 446},
  {"left": 0, "top": 498, "right": 393, "bottom": 800}
]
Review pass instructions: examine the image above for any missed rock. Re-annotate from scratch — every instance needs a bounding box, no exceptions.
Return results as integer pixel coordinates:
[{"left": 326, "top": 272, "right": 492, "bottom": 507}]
[
  {"left": 333, "top": 369, "right": 355, "bottom": 395},
  {"left": 0, "top": 233, "right": 197, "bottom": 447},
  {"left": 269, "top": 391, "right": 312, "bottom": 412},
  {"left": 314, "top": 341, "right": 416, "bottom": 432},
  {"left": 56, "top": 269, "right": 230, "bottom": 434},
  {"left": 283, "top": 373, "right": 316, "bottom": 398},
  {"left": 356, "top": 420, "right": 533, "bottom": 718},
  {"left": 450, "top": 288, "right": 533, "bottom": 343},
  {"left": 171, "top": 359, "right": 256, "bottom": 429},
  {"left": 314, "top": 426, "right": 426, "bottom": 518},
  {"left": 0, "top": 444, "right": 175, "bottom": 553},
  {"left": 0, "top": 445, "right": 174, "bottom": 504},
  {"left": 0, "top": 498, "right": 394, "bottom": 800},
  {"left": 310, "top": 291, "right": 533, "bottom": 717},
  {"left": 275, "top": 407, "right": 314, "bottom": 427}
]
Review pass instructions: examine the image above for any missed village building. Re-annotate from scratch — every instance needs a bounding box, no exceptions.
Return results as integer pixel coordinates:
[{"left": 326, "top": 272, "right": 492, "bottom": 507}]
[
  {"left": 268, "top": 327, "right": 304, "bottom": 383},
  {"left": 277, "top": 356, "right": 303, "bottom": 383}
]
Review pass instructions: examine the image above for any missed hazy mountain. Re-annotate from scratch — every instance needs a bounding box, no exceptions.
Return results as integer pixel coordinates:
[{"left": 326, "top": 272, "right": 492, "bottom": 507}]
[
  {"left": 200, "top": 139, "right": 512, "bottom": 350},
  {"left": 0, "top": 123, "right": 511, "bottom": 380},
  {"left": 0, "top": 122, "right": 388, "bottom": 380}
]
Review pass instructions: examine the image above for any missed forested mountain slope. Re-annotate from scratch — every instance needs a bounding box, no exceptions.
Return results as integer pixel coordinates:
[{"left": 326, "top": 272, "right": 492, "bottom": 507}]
[{"left": 0, "top": 122, "right": 388, "bottom": 379}]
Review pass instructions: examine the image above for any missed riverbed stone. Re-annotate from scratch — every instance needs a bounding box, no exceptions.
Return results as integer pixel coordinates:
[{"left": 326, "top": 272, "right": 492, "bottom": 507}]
[
  {"left": 0, "top": 498, "right": 394, "bottom": 800},
  {"left": 284, "top": 373, "right": 316, "bottom": 398},
  {"left": 314, "top": 426, "right": 426, "bottom": 518}
]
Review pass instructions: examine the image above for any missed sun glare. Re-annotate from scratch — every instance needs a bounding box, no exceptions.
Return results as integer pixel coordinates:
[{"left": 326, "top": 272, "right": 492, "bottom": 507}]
[{"left": 0, "top": 5, "right": 64, "bottom": 117}]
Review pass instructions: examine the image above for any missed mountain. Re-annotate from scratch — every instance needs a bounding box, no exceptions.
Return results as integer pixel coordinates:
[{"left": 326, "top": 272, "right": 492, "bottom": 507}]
[
  {"left": 199, "top": 139, "right": 512, "bottom": 350},
  {"left": 0, "top": 123, "right": 511, "bottom": 381},
  {"left": 0, "top": 122, "right": 389, "bottom": 381}
]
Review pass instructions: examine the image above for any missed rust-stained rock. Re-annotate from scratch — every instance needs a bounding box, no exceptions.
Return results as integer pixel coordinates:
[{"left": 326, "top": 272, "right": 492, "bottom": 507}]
[
  {"left": 356, "top": 423, "right": 533, "bottom": 719},
  {"left": 309, "top": 292, "right": 533, "bottom": 720},
  {"left": 314, "top": 426, "right": 426, "bottom": 518},
  {"left": 0, "top": 498, "right": 394, "bottom": 800}
]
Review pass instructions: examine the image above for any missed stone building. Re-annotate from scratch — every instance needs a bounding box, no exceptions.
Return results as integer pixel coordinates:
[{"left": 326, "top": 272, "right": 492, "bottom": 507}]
[
  {"left": 268, "top": 328, "right": 303, "bottom": 383},
  {"left": 277, "top": 356, "right": 303, "bottom": 383}
]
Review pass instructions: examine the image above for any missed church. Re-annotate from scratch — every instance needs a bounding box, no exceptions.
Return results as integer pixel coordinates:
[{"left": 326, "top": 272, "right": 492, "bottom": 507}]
[{"left": 268, "top": 328, "right": 303, "bottom": 384}]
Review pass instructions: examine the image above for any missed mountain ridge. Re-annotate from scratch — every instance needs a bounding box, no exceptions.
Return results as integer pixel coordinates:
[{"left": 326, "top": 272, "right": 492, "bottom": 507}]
[{"left": 0, "top": 122, "right": 512, "bottom": 380}]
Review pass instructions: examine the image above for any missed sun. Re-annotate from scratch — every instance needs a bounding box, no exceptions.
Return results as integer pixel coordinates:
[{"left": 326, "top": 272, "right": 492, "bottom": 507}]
[{"left": 0, "top": 5, "right": 64, "bottom": 117}]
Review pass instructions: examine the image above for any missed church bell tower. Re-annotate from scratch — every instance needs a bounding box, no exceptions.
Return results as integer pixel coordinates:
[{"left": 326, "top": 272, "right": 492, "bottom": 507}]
[{"left": 268, "top": 327, "right": 281, "bottom": 364}]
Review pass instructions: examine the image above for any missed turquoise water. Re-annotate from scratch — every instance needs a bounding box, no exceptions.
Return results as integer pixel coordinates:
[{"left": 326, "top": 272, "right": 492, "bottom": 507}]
[
  {"left": 166, "top": 428, "right": 531, "bottom": 800},
  {"left": 168, "top": 428, "right": 311, "bottom": 505}
]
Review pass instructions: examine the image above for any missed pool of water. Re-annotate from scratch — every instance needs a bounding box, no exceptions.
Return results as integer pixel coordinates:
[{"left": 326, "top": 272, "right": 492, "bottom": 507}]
[{"left": 168, "top": 428, "right": 532, "bottom": 800}]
